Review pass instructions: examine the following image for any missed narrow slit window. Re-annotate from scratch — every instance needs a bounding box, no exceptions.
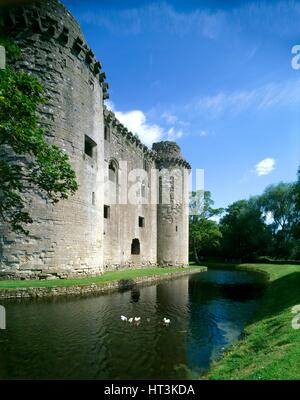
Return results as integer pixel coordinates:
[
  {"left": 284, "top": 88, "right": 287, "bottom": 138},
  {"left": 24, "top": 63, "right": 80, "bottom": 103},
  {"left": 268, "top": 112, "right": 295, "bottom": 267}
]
[
  {"left": 104, "top": 205, "right": 110, "bottom": 219},
  {"left": 170, "top": 176, "right": 175, "bottom": 204},
  {"left": 139, "top": 216, "right": 145, "bottom": 228},
  {"left": 159, "top": 176, "right": 162, "bottom": 204},
  {"left": 92, "top": 192, "right": 95, "bottom": 205},
  {"left": 143, "top": 159, "right": 147, "bottom": 171}
]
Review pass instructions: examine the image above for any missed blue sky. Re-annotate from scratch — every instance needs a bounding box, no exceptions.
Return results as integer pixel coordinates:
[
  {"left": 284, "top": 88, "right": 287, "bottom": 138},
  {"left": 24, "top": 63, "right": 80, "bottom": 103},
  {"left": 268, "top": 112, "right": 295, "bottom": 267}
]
[{"left": 64, "top": 0, "right": 300, "bottom": 209}]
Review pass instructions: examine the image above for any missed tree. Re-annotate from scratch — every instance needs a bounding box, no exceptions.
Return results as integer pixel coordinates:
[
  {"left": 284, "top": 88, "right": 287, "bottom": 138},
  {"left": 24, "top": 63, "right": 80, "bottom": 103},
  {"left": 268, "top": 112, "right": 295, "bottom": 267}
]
[
  {"left": 258, "top": 183, "right": 300, "bottom": 257},
  {"left": 189, "top": 191, "right": 223, "bottom": 263},
  {"left": 291, "top": 168, "right": 300, "bottom": 258},
  {"left": 189, "top": 190, "right": 223, "bottom": 221},
  {"left": 295, "top": 166, "right": 300, "bottom": 212},
  {"left": 220, "top": 198, "right": 271, "bottom": 260},
  {"left": 190, "top": 218, "right": 222, "bottom": 261},
  {"left": 0, "top": 38, "right": 78, "bottom": 234}
]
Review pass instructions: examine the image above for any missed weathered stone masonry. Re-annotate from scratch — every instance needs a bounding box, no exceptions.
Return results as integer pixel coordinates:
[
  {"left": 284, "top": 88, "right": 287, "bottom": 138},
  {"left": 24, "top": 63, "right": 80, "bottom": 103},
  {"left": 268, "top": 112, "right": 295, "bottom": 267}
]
[{"left": 0, "top": 0, "right": 190, "bottom": 279}]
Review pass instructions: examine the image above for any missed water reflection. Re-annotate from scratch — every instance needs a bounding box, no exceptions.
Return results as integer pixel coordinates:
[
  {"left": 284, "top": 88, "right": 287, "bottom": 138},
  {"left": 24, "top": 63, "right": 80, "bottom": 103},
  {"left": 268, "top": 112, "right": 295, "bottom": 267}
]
[
  {"left": 0, "top": 268, "right": 265, "bottom": 379},
  {"left": 130, "top": 287, "right": 140, "bottom": 303}
]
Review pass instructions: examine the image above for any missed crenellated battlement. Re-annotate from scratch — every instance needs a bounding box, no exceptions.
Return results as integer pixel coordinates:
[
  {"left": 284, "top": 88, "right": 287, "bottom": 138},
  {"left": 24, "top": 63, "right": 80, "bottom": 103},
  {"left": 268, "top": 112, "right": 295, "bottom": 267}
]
[
  {"left": 0, "top": 0, "right": 109, "bottom": 97},
  {"left": 104, "top": 106, "right": 156, "bottom": 160},
  {"left": 153, "top": 141, "right": 191, "bottom": 169},
  {"left": 104, "top": 108, "right": 191, "bottom": 168}
]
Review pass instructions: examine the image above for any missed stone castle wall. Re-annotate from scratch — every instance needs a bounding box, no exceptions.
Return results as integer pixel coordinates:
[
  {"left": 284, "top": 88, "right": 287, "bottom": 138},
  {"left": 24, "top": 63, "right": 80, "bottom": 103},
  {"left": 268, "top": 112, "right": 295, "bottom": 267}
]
[
  {"left": 0, "top": 0, "right": 190, "bottom": 279},
  {"left": 0, "top": 0, "right": 106, "bottom": 279},
  {"left": 103, "top": 108, "right": 158, "bottom": 271}
]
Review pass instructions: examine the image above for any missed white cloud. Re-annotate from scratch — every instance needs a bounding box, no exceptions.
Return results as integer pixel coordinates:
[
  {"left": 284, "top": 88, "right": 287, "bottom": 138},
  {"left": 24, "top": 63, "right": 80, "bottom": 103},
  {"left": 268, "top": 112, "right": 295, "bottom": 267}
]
[
  {"left": 115, "top": 109, "right": 163, "bottom": 146},
  {"left": 199, "top": 130, "right": 208, "bottom": 137},
  {"left": 167, "top": 127, "right": 184, "bottom": 140},
  {"left": 106, "top": 102, "right": 184, "bottom": 147},
  {"left": 186, "top": 78, "right": 300, "bottom": 118},
  {"left": 105, "top": 99, "right": 115, "bottom": 111},
  {"left": 77, "top": 1, "right": 300, "bottom": 44},
  {"left": 78, "top": 3, "right": 224, "bottom": 39},
  {"left": 162, "top": 112, "right": 178, "bottom": 125},
  {"left": 255, "top": 158, "right": 276, "bottom": 176}
]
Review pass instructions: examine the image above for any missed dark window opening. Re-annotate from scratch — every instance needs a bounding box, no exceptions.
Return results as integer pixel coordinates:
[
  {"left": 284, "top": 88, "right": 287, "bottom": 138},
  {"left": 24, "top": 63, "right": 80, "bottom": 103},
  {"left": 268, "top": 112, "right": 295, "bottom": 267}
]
[
  {"left": 139, "top": 216, "right": 145, "bottom": 228},
  {"left": 170, "top": 176, "right": 175, "bottom": 204},
  {"left": 143, "top": 159, "right": 148, "bottom": 171},
  {"left": 159, "top": 176, "right": 162, "bottom": 204},
  {"left": 104, "top": 205, "right": 110, "bottom": 219},
  {"left": 92, "top": 192, "right": 95, "bottom": 205},
  {"left": 84, "top": 135, "right": 97, "bottom": 158},
  {"left": 131, "top": 238, "right": 140, "bottom": 255},
  {"left": 176, "top": 225, "right": 178, "bottom": 232},
  {"left": 109, "top": 161, "right": 117, "bottom": 182}
]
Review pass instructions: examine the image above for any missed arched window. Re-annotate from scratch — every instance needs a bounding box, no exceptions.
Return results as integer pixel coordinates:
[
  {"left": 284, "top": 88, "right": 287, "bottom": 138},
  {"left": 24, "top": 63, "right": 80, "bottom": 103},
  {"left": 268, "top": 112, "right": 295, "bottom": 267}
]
[
  {"left": 108, "top": 159, "right": 119, "bottom": 204},
  {"left": 131, "top": 238, "right": 140, "bottom": 255},
  {"left": 109, "top": 160, "right": 118, "bottom": 182}
]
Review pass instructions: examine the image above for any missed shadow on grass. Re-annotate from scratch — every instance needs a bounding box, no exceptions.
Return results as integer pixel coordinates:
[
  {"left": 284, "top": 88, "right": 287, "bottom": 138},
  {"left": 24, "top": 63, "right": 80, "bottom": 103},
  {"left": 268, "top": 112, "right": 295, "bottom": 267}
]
[
  {"left": 252, "top": 271, "right": 300, "bottom": 322},
  {"left": 201, "top": 262, "right": 300, "bottom": 323}
]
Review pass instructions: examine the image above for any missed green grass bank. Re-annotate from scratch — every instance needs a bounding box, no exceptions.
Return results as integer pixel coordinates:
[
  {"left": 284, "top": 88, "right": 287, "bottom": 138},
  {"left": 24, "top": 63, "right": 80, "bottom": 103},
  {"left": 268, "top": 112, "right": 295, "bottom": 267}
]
[
  {"left": 202, "top": 263, "right": 300, "bottom": 380},
  {"left": 0, "top": 265, "right": 203, "bottom": 289}
]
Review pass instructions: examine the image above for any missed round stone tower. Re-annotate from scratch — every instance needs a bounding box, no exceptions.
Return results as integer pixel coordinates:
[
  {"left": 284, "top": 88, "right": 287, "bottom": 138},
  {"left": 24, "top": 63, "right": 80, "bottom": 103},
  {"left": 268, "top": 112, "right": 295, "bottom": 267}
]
[
  {"left": 0, "top": 0, "right": 107, "bottom": 278},
  {"left": 153, "top": 141, "right": 190, "bottom": 267}
]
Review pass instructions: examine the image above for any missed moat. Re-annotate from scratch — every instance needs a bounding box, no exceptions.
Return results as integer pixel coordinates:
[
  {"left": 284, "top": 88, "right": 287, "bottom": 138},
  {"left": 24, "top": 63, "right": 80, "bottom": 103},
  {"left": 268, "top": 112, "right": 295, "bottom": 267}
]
[{"left": 0, "top": 268, "right": 266, "bottom": 379}]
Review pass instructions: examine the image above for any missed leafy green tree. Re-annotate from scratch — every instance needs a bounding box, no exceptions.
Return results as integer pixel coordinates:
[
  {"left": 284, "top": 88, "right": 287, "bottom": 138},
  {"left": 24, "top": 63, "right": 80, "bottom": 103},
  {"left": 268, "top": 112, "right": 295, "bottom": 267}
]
[
  {"left": 220, "top": 198, "right": 271, "bottom": 260},
  {"left": 295, "top": 166, "right": 300, "bottom": 212},
  {"left": 291, "top": 168, "right": 300, "bottom": 258},
  {"left": 189, "top": 190, "right": 223, "bottom": 221},
  {"left": 190, "top": 218, "right": 222, "bottom": 262},
  {"left": 189, "top": 191, "right": 223, "bottom": 263},
  {"left": 258, "top": 183, "right": 300, "bottom": 257},
  {"left": 0, "top": 39, "right": 78, "bottom": 234}
]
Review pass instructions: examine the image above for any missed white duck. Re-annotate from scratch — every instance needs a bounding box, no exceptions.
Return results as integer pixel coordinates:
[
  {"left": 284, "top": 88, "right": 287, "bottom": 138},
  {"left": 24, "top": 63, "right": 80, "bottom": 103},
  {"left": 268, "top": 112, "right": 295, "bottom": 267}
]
[
  {"left": 121, "top": 315, "right": 127, "bottom": 321},
  {"left": 163, "top": 318, "right": 170, "bottom": 324},
  {"left": 134, "top": 317, "right": 141, "bottom": 322},
  {"left": 128, "top": 317, "right": 133, "bottom": 323}
]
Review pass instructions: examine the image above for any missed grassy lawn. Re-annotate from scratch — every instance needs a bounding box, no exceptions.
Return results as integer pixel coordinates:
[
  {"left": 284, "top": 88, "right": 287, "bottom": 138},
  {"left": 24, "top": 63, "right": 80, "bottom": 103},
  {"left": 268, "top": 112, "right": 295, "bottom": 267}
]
[
  {"left": 202, "top": 262, "right": 300, "bottom": 380},
  {"left": 0, "top": 265, "right": 203, "bottom": 290}
]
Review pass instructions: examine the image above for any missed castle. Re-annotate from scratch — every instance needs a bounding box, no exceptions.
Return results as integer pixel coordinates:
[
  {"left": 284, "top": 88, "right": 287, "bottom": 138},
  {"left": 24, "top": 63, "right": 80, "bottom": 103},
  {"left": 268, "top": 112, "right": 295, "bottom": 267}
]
[{"left": 0, "top": 0, "right": 190, "bottom": 280}]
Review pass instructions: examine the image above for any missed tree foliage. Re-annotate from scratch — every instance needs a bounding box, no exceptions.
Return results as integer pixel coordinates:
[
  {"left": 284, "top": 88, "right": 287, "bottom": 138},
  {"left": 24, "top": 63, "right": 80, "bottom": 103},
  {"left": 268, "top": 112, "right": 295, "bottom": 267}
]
[
  {"left": 0, "top": 39, "right": 78, "bottom": 234},
  {"left": 220, "top": 198, "right": 272, "bottom": 260},
  {"left": 258, "top": 183, "right": 300, "bottom": 257},
  {"left": 189, "top": 169, "right": 300, "bottom": 262},
  {"left": 189, "top": 191, "right": 223, "bottom": 262},
  {"left": 296, "top": 166, "right": 300, "bottom": 212}
]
